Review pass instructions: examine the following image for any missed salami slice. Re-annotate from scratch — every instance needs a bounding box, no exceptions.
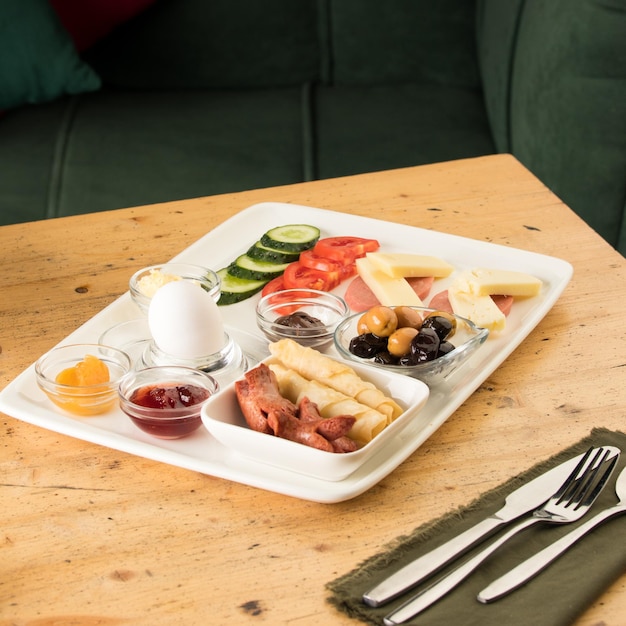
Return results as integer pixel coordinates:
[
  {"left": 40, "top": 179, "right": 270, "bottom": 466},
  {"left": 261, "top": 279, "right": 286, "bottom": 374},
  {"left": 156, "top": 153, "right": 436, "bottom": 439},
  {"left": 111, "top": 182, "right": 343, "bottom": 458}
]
[
  {"left": 344, "top": 276, "right": 435, "bottom": 312},
  {"left": 428, "top": 290, "right": 514, "bottom": 316}
]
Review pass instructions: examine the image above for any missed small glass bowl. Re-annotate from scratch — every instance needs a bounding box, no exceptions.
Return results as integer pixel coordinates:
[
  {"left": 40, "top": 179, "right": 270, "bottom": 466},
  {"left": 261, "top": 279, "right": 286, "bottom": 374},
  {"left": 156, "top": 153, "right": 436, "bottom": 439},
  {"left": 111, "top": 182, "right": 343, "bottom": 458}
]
[
  {"left": 35, "top": 344, "right": 131, "bottom": 416},
  {"left": 334, "top": 307, "right": 489, "bottom": 386},
  {"left": 118, "top": 366, "right": 219, "bottom": 439},
  {"left": 129, "top": 263, "right": 220, "bottom": 314},
  {"left": 256, "top": 289, "right": 349, "bottom": 348}
]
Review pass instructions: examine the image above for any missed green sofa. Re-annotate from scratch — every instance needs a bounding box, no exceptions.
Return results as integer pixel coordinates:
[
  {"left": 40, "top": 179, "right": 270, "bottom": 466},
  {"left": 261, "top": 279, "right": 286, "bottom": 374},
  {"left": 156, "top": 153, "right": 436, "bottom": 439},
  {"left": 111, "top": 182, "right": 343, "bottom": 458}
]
[{"left": 1, "top": 0, "right": 625, "bottom": 254}]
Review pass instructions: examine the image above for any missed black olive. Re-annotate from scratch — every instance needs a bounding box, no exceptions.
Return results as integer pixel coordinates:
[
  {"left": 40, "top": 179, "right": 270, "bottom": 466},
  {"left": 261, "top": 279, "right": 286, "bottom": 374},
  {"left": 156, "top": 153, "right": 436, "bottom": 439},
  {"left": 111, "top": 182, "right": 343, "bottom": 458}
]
[
  {"left": 421, "top": 314, "right": 455, "bottom": 341},
  {"left": 374, "top": 350, "right": 399, "bottom": 365},
  {"left": 410, "top": 327, "right": 440, "bottom": 362},
  {"left": 437, "top": 341, "right": 456, "bottom": 357},
  {"left": 349, "top": 333, "right": 387, "bottom": 358}
]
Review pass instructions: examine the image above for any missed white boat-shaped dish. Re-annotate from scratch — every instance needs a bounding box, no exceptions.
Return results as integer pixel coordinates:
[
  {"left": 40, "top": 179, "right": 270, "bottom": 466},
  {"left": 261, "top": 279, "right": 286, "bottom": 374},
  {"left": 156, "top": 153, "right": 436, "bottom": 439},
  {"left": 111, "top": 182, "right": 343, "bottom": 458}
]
[{"left": 0, "top": 202, "right": 573, "bottom": 502}]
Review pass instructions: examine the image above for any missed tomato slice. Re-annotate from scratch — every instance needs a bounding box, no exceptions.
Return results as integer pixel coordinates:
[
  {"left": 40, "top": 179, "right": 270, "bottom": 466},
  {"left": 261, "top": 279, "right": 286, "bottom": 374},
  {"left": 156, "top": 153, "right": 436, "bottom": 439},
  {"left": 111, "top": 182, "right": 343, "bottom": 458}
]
[
  {"left": 261, "top": 275, "right": 286, "bottom": 298},
  {"left": 298, "top": 249, "right": 346, "bottom": 273},
  {"left": 282, "top": 261, "right": 341, "bottom": 292},
  {"left": 313, "top": 236, "right": 380, "bottom": 264}
]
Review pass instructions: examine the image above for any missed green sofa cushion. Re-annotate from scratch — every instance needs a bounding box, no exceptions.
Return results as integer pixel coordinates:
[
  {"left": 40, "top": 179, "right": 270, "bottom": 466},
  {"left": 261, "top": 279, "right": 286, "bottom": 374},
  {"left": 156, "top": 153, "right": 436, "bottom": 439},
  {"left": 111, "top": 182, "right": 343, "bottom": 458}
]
[
  {"left": 328, "top": 0, "right": 480, "bottom": 88},
  {"left": 510, "top": 0, "right": 626, "bottom": 250},
  {"left": 0, "top": 87, "right": 310, "bottom": 222},
  {"left": 314, "top": 83, "right": 495, "bottom": 179},
  {"left": 85, "top": 0, "right": 322, "bottom": 89},
  {"left": 0, "top": 0, "right": 101, "bottom": 110}
]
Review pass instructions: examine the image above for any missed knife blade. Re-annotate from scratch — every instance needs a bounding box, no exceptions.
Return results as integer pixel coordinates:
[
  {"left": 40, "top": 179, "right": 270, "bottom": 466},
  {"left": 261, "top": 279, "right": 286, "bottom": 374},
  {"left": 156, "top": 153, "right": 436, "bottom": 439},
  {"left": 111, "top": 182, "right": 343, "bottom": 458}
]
[{"left": 362, "top": 450, "right": 589, "bottom": 607}]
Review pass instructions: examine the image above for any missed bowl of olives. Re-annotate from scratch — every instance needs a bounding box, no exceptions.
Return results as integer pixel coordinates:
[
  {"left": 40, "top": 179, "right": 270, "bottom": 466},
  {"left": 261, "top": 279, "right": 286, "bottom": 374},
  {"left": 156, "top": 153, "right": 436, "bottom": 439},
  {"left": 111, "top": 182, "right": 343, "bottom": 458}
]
[{"left": 333, "top": 305, "right": 489, "bottom": 385}]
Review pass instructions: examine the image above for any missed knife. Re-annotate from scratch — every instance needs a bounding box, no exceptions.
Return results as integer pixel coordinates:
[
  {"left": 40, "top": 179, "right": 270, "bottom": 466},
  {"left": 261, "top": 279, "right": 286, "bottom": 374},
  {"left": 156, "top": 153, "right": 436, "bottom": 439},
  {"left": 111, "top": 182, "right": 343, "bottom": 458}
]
[
  {"left": 362, "top": 450, "right": 589, "bottom": 607},
  {"left": 477, "top": 463, "right": 626, "bottom": 603}
]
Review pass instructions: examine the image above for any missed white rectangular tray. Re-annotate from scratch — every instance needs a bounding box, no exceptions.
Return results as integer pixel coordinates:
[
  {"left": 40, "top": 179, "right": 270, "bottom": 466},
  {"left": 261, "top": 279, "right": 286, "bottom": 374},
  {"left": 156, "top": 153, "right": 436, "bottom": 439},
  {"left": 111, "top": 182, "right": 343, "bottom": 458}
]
[{"left": 0, "top": 203, "right": 573, "bottom": 503}]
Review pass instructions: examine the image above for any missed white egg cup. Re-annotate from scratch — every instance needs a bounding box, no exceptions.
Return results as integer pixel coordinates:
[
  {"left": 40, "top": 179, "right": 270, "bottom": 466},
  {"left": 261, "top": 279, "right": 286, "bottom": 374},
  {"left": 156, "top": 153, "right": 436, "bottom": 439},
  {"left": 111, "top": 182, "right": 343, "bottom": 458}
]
[{"left": 140, "top": 332, "right": 248, "bottom": 389}]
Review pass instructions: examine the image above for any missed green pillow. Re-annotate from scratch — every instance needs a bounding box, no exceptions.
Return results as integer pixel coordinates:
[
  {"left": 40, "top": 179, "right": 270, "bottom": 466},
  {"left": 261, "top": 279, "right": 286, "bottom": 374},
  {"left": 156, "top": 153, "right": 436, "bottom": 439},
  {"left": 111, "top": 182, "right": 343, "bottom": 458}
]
[{"left": 0, "top": 0, "right": 101, "bottom": 110}]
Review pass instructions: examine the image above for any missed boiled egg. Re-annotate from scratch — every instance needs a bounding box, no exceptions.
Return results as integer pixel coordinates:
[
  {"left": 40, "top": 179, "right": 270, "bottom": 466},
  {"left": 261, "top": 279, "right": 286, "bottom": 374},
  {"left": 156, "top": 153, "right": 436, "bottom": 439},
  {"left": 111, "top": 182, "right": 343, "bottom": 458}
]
[{"left": 148, "top": 280, "right": 226, "bottom": 359}]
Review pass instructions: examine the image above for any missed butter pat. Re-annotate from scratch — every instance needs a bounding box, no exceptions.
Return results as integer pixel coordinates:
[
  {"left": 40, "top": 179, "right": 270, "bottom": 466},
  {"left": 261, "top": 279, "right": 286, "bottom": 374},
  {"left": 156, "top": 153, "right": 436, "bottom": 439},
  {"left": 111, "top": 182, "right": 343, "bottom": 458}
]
[
  {"left": 448, "top": 289, "right": 506, "bottom": 333},
  {"left": 366, "top": 252, "right": 454, "bottom": 278},
  {"left": 462, "top": 268, "right": 542, "bottom": 297},
  {"left": 356, "top": 257, "right": 424, "bottom": 306}
]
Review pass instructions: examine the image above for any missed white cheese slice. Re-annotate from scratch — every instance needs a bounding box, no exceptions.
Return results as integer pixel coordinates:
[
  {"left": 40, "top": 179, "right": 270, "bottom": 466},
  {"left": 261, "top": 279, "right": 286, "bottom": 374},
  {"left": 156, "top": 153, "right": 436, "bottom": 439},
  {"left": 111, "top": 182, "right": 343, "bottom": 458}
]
[
  {"left": 365, "top": 252, "right": 454, "bottom": 278},
  {"left": 356, "top": 257, "right": 424, "bottom": 306},
  {"left": 464, "top": 268, "right": 542, "bottom": 297},
  {"left": 448, "top": 289, "right": 506, "bottom": 332}
]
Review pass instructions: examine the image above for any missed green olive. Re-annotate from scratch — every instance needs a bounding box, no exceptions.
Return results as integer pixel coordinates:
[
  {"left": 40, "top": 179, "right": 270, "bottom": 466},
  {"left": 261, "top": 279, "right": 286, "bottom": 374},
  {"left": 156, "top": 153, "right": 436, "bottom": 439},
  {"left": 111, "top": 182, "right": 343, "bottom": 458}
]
[
  {"left": 394, "top": 306, "right": 423, "bottom": 330},
  {"left": 360, "top": 306, "right": 398, "bottom": 337},
  {"left": 356, "top": 317, "right": 370, "bottom": 335},
  {"left": 387, "top": 327, "right": 419, "bottom": 357}
]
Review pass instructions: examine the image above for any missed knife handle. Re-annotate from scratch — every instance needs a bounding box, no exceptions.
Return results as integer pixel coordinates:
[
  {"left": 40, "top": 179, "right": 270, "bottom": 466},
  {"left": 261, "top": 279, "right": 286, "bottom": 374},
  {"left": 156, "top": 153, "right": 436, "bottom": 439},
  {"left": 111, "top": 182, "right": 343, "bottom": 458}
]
[
  {"left": 362, "top": 516, "right": 504, "bottom": 607},
  {"left": 384, "top": 516, "right": 539, "bottom": 625},
  {"left": 477, "top": 504, "right": 626, "bottom": 603}
]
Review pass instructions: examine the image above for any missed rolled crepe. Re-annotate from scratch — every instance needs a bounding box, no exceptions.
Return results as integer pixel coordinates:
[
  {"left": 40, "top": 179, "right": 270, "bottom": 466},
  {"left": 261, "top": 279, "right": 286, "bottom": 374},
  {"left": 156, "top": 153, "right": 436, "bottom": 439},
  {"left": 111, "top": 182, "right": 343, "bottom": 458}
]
[
  {"left": 269, "top": 363, "right": 388, "bottom": 445},
  {"left": 268, "top": 339, "right": 403, "bottom": 422}
]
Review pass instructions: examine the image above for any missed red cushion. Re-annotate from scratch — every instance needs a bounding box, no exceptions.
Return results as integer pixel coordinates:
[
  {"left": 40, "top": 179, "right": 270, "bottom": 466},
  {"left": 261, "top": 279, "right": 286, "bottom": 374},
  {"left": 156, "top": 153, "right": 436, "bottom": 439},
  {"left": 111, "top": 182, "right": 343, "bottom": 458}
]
[{"left": 49, "top": 0, "right": 156, "bottom": 51}]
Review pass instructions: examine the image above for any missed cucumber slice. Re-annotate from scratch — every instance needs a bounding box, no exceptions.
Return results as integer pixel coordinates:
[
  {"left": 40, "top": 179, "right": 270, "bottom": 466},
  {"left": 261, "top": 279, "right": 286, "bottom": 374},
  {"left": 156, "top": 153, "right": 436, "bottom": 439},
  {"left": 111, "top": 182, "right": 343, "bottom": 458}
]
[
  {"left": 247, "top": 240, "right": 301, "bottom": 264},
  {"left": 260, "top": 224, "right": 320, "bottom": 252},
  {"left": 216, "top": 268, "right": 267, "bottom": 305},
  {"left": 228, "top": 254, "right": 290, "bottom": 281}
]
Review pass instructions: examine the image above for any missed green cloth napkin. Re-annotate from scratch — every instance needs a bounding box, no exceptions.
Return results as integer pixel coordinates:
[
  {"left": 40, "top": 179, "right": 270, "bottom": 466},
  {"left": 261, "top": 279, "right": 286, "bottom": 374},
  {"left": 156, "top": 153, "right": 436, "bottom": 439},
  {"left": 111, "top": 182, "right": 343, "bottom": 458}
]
[{"left": 327, "top": 428, "right": 626, "bottom": 626}]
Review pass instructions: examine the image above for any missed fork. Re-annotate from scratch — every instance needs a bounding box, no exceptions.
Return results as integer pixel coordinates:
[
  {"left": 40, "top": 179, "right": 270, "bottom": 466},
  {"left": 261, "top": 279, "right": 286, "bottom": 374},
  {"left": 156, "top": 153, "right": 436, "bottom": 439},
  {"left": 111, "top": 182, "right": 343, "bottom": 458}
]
[
  {"left": 383, "top": 446, "right": 619, "bottom": 625},
  {"left": 478, "top": 463, "right": 626, "bottom": 602}
]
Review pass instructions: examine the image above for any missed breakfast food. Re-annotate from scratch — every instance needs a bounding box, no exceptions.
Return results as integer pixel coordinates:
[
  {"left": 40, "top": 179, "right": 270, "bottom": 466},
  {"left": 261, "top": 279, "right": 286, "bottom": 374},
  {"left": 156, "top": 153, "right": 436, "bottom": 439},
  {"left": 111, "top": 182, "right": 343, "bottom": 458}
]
[
  {"left": 354, "top": 256, "right": 426, "bottom": 307},
  {"left": 148, "top": 280, "right": 226, "bottom": 359},
  {"left": 268, "top": 362, "right": 388, "bottom": 444},
  {"left": 268, "top": 338, "right": 403, "bottom": 422},
  {"left": 347, "top": 306, "right": 458, "bottom": 366},
  {"left": 445, "top": 268, "right": 542, "bottom": 332},
  {"left": 235, "top": 363, "right": 358, "bottom": 452},
  {"left": 55, "top": 354, "right": 110, "bottom": 387},
  {"left": 365, "top": 252, "right": 454, "bottom": 279},
  {"left": 344, "top": 275, "right": 434, "bottom": 312},
  {"left": 217, "top": 224, "right": 320, "bottom": 304},
  {"left": 122, "top": 382, "right": 211, "bottom": 438},
  {"left": 135, "top": 268, "right": 182, "bottom": 297}
]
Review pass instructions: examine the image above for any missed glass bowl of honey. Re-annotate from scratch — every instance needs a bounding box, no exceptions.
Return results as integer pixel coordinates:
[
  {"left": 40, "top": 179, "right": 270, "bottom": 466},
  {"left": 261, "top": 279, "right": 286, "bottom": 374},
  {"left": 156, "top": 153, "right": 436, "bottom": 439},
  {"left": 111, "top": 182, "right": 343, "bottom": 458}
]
[{"left": 35, "top": 343, "right": 131, "bottom": 416}]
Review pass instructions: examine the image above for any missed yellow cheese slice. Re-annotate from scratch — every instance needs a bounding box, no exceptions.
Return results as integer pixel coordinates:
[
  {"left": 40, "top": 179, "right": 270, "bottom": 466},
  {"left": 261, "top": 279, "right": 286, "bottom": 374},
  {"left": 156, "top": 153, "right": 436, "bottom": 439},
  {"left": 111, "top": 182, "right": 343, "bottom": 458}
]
[
  {"left": 463, "top": 268, "right": 542, "bottom": 297},
  {"left": 448, "top": 289, "right": 506, "bottom": 333},
  {"left": 366, "top": 252, "right": 454, "bottom": 278},
  {"left": 355, "top": 257, "right": 424, "bottom": 306}
]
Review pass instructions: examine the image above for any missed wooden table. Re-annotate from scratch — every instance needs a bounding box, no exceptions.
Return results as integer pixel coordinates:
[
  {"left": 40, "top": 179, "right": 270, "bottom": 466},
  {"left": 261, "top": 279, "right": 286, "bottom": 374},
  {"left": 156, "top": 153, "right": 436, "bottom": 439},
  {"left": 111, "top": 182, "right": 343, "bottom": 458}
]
[{"left": 1, "top": 155, "right": 624, "bottom": 625}]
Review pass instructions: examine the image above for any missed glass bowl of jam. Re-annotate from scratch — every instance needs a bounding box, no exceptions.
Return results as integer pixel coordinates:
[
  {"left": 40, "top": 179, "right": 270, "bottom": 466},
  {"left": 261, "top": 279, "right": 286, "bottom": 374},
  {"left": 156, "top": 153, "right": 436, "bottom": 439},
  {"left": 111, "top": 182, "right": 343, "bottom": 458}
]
[
  {"left": 35, "top": 343, "right": 132, "bottom": 416},
  {"left": 334, "top": 306, "right": 489, "bottom": 386},
  {"left": 256, "top": 288, "right": 349, "bottom": 348},
  {"left": 118, "top": 366, "right": 219, "bottom": 439},
  {"left": 129, "top": 263, "right": 221, "bottom": 314}
]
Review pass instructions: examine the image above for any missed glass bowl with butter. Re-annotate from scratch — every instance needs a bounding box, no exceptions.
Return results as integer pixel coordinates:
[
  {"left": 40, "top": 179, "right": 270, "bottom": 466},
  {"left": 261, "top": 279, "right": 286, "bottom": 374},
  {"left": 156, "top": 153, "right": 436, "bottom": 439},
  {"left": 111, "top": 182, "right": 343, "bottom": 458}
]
[
  {"left": 129, "top": 263, "right": 220, "bottom": 314},
  {"left": 334, "top": 306, "right": 489, "bottom": 386}
]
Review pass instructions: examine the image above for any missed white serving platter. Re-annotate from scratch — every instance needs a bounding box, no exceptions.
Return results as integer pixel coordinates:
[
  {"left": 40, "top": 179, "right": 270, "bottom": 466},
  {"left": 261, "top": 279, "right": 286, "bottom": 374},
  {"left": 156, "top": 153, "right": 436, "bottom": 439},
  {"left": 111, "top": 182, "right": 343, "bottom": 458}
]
[{"left": 0, "top": 202, "right": 573, "bottom": 503}]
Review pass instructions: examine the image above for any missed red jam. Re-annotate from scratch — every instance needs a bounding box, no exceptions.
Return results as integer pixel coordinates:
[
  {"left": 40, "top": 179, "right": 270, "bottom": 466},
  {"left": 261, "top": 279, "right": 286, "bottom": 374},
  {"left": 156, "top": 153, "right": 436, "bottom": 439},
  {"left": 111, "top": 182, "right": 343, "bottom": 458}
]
[
  {"left": 129, "top": 383, "right": 210, "bottom": 409},
  {"left": 125, "top": 383, "right": 210, "bottom": 438}
]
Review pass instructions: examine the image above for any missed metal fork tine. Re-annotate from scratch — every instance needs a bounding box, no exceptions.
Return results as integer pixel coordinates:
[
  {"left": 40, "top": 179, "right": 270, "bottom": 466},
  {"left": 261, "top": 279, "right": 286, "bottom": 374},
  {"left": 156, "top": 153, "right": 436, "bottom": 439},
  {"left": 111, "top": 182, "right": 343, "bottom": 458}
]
[
  {"left": 574, "top": 449, "right": 618, "bottom": 510},
  {"left": 566, "top": 447, "right": 609, "bottom": 507},
  {"left": 554, "top": 446, "right": 595, "bottom": 503}
]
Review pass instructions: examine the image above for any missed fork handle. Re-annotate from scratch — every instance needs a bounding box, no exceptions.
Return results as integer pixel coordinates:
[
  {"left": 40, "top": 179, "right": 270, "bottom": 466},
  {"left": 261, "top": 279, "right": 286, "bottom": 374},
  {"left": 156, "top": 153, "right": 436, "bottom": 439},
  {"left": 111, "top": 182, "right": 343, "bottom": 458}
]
[
  {"left": 477, "top": 504, "right": 626, "bottom": 603},
  {"left": 384, "top": 516, "right": 538, "bottom": 625}
]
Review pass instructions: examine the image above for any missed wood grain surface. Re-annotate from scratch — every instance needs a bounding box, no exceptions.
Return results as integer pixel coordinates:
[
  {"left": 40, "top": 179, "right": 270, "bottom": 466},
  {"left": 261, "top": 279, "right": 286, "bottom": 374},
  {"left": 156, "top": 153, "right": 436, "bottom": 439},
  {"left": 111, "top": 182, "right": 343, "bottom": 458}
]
[{"left": 1, "top": 155, "right": 624, "bottom": 625}]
